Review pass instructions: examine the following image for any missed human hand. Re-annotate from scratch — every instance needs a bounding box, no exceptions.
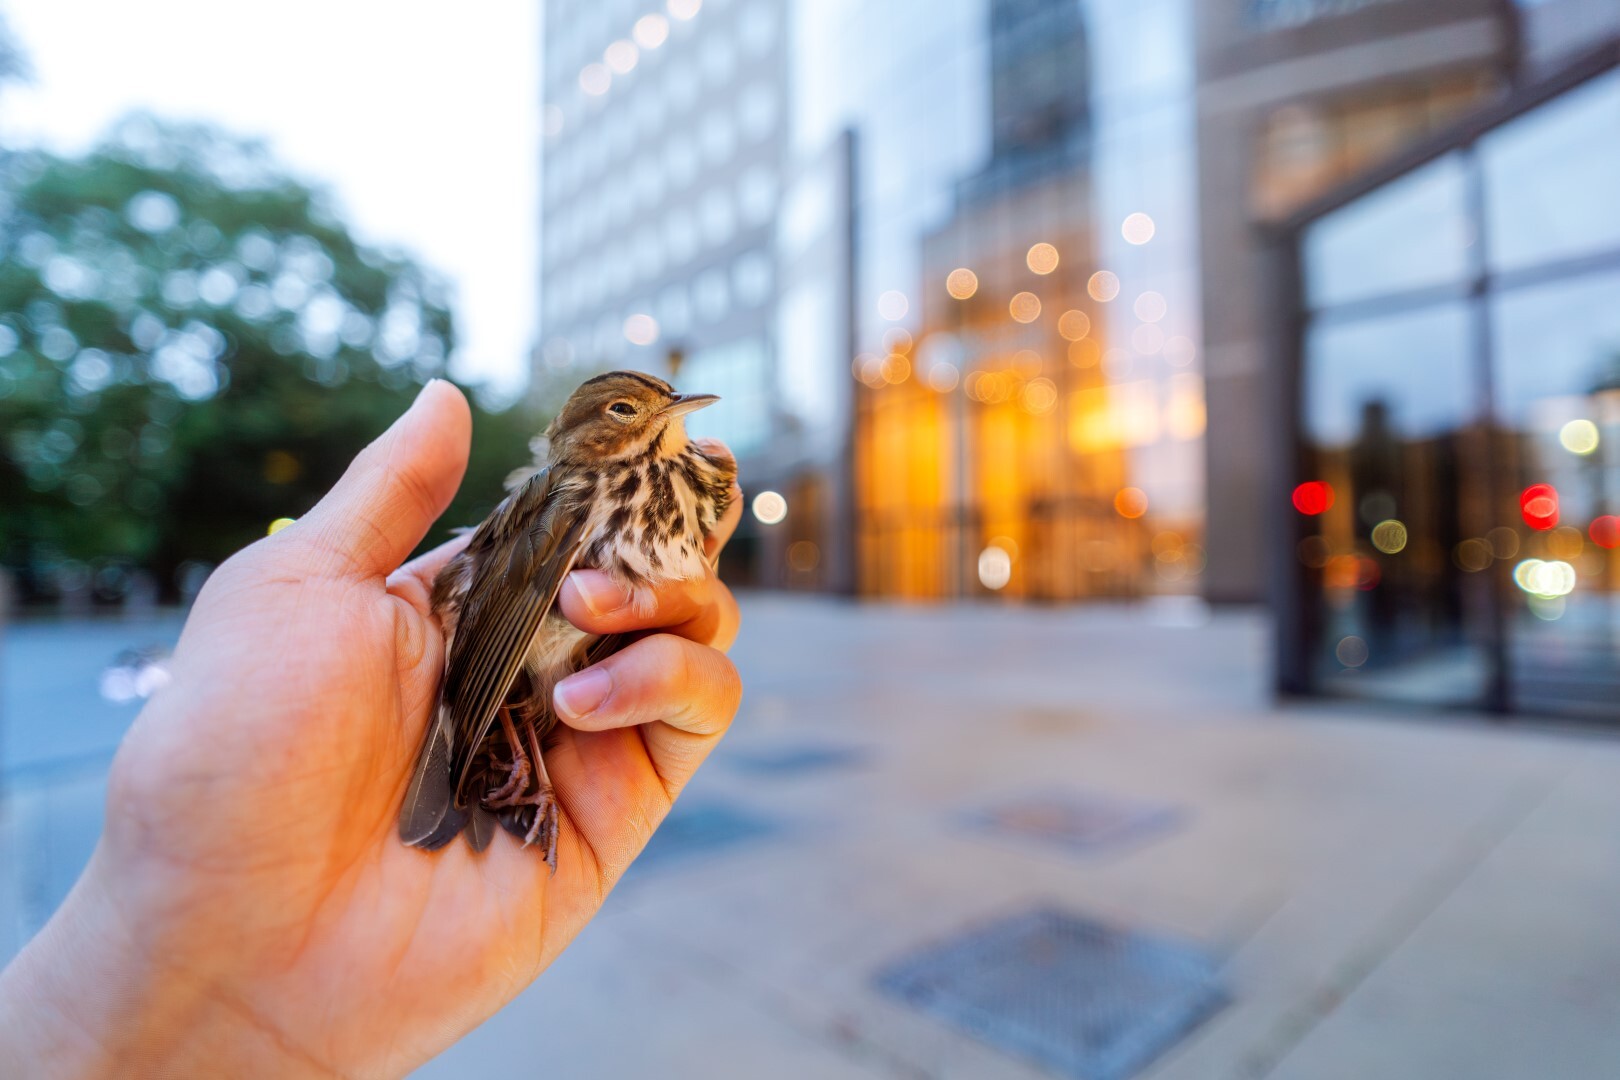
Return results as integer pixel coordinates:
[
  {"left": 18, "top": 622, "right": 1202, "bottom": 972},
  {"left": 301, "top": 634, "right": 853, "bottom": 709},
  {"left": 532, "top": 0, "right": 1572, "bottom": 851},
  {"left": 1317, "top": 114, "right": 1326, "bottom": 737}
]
[{"left": 0, "top": 381, "right": 744, "bottom": 1078}]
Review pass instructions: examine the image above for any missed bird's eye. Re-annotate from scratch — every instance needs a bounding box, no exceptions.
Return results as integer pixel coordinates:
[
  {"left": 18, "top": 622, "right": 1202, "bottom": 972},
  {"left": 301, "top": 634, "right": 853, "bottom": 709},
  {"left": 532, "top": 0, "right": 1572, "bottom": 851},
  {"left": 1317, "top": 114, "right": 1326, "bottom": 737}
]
[{"left": 607, "top": 401, "right": 637, "bottom": 421}]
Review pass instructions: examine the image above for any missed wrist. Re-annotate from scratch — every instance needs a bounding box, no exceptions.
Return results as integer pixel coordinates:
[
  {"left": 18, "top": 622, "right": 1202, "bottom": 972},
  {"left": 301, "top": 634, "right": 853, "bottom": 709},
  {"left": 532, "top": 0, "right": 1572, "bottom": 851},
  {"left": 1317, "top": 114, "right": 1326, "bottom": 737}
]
[{"left": 0, "top": 851, "right": 335, "bottom": 1080}]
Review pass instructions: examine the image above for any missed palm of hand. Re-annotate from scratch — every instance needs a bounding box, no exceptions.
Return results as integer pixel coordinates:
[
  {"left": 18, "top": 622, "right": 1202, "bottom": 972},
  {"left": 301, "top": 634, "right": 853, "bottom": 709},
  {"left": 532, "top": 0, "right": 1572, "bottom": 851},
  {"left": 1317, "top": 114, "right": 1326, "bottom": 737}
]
[{"left": 72, "top": 383, "right": 741, "bottom": 1076}]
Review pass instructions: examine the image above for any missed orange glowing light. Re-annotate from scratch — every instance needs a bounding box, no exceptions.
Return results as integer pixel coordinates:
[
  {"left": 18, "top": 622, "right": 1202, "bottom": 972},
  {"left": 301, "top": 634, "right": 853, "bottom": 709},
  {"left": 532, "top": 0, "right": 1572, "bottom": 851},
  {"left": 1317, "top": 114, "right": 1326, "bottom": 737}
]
[
  {"left": 1590, "top": 515, "right": 1620, "bottom": 549},
  {"left": 1026, "top": 242, "right": 1060, "bottom": 275},
  {"left": 1520, "top": 484, "right": 1559, "bottom": 531},
  {"left": 1292, "top": 481, "right": 1334, "bottom": 516},
  {"left": 946, "top": 267, "right": 978, "bottom": 300},
  {"left": 1009, "top": 291, "right": 1042, "bottom": 323},
  {"left": 1114, "top": 487, "right": 1148, "bottom": 519}
]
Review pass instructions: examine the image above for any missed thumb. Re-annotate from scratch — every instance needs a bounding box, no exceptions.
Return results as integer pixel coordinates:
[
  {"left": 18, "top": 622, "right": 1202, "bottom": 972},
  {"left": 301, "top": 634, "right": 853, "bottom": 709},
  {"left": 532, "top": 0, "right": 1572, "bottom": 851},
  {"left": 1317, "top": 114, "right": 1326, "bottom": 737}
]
[{"left": 290, "top": 379, "right": 472, "bottom": 578}]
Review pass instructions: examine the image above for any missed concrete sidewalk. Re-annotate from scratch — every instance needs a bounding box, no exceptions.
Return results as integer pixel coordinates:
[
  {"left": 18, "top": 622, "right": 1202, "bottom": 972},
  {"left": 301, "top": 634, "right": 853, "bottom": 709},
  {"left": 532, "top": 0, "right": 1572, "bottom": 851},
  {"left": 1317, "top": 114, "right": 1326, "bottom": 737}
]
[{"left": 4, "top": 598, "right": 1618, "bottom": 1078}]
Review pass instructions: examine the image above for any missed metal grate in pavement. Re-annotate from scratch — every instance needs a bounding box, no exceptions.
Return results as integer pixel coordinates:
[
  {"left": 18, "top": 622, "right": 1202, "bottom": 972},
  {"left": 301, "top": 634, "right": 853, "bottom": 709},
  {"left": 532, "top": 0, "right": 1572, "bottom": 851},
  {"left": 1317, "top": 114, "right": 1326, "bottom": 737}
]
[
  {"left": 970, "top": 790, "right": 1185, "bottom": 855},
  {"left": 876, "top": 907, "right": 1227, "bottom": 1080},
  {"left": 628, "top": 798, "right": 780, "bottom": 875},
  {"left": 722, "top": 742, "right": 868, "bottom": 777}
]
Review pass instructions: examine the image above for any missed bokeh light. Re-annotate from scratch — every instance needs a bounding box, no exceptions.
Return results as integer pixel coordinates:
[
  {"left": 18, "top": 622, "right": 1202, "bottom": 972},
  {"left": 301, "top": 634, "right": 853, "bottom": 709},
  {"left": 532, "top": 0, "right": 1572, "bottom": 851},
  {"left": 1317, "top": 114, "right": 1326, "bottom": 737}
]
[
  {"left": 977, "top": 544, "right": 1013, "bottom": 590},
  {"left": 634, "top": 13, "right": 671, "bottom": 48},
  {"left": 1131, "top": 323, "right": 1165, "bottom": 354},
  {"left": 1520, "top": 483, "right": 1559, "bottom": 530},
  {"left": 1026, "top": 243, "right": 1060, "bottom": 275},
  {"left": 752, "top": 490, "right": 787, "bottom": 524},
  {"left": 1020, "top": 377, "right": 1058, "bottom": 414},
  {"left": 1121, "top": 212, "right": 1156, "bottom": 245},
  {"left": 1335, "top": 635, "right": 1369, "bottom": 667},
  {"left": 579, "top": 62, "right": 611, "bottom": 95},
  {"left": 1590, "top": 515, "right": 1620, "bottom": 549},
  {"left": 927, "top": 362, "right": 960, "bottom": 393},
  {"left": 1546, "top": 526, "right": 1584, "bottom": 560},
  {"left": 1559, "top": 418, "right": 1599, "bottom": 455},
  {"left": 1068, "top": 339, "right": 1100, "bottom": 368},
  {"left": 1371, "top": 519, "right": 1408, "bottom": 554},
  {"left": 1057, "top": 309, "right": 1091, "bottom": 341},
  {"left": 787, "top": 540, "right": 820, "bottom": 572},
  {"left": 267, "top": 517, "right": 296, "bottom": 536},
  {"left": 883, "top": 327, "right": 913, "bottom": 353},
  {"left": 1292, "top": 481, "right": 1334, "bottom": 515},
  {"left": 623, "top": 313, "right": 659, "bottom": 345},
  {"left": 946, "top": 267, "right": 978, "bottom": 300},
  {"left": 1009, "top": 291, "right": 1042, "bottom": 323},
  {"left": 605, "top": 39, "right": 640, "bottom": 74},
  {"left": 1133, "top": 291, "right": 1167, "bottom": 323},
  {"left": 1087, "top": 271, "right": 1120, "bottom": 302},
  {"left": 878, "top": 289, "right": 909, "bottom": 321},
  {"left": 667, "top": 0, "right": 702, "bottom": 19},
  {"left": 1514, "top": 558, "right": 1576, "bottom": 599},
  {"left": 1114, "top": 487, "right": 1148, "bottom": 518},
  {"left": 1453, "top": 538, "right": 1492, "bottom": 572},
  {"left": 880, "top": 352, "right": 911, "bottom": 384}
]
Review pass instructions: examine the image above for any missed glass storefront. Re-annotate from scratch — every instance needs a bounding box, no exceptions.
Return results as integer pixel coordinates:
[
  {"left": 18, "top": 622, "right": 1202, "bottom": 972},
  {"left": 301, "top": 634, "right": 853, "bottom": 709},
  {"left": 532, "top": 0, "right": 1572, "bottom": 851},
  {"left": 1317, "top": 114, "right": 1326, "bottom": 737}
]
[
  {"left": 783, "top": 0, "right": 1206, "bottom": 600},
  {"left": 1287, "top": 62, "right": 1620, "bottom": 718}
]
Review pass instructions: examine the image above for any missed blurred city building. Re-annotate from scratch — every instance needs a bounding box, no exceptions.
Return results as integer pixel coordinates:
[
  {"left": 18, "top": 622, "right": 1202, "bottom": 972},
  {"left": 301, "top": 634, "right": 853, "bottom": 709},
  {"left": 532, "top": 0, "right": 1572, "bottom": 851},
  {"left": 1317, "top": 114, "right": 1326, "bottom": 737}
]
[
  {"left": 535, "top": 0, "right": 790, "bottom": 583},
  {"left": 535, "top": 0, "right": 1620, "bottom": 699},
  {"left": 1194, "top": 0, "right": 1520, "bottom": 602},
  {"left": 1272, "top": 35, "right": 1620, "bottom": 719}
]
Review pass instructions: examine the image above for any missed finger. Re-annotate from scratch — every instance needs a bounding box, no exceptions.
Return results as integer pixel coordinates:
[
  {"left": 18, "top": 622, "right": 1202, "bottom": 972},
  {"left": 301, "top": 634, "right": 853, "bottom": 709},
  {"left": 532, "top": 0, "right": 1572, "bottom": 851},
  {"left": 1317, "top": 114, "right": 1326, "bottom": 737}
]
[
  {"left": 287, "top": 380, "right": 471, "bottom": 579},
  {"left": 384, "top": 532, "right": 472, "bottom": 617},
  {"left": 552, "top": 634, "right": 740, "bottom": 739},
  {"left": 558, "top": 568, "right": 740, "bottom": 650}
]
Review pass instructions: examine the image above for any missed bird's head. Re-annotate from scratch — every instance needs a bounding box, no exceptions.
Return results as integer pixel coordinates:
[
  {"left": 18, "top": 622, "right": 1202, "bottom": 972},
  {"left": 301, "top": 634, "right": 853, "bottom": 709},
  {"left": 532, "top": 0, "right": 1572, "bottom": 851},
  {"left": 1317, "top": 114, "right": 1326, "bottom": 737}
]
[{"left": 545, "top": 370, "right": 719, "bottom": 464}]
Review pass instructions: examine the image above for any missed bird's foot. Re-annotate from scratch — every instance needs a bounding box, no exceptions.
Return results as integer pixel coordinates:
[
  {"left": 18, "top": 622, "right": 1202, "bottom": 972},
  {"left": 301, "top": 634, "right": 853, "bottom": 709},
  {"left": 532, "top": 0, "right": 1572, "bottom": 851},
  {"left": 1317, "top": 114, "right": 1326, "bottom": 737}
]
[
  {"left": 496, "top": 786, "right": 559, "bottom": 872},
  {"left": 485, "top": 707, "right": 532, "bottom": 806},
  {"left": 525, "top": 787, "right": 560, "bottom": 873}
]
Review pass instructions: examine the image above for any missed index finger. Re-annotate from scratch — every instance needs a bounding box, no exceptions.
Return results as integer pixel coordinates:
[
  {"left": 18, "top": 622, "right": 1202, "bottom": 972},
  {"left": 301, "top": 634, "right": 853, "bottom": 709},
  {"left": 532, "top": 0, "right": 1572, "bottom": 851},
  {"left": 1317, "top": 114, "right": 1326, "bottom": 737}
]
[{"left": 558, "top": 569, "right": 740, "bottom": 651}]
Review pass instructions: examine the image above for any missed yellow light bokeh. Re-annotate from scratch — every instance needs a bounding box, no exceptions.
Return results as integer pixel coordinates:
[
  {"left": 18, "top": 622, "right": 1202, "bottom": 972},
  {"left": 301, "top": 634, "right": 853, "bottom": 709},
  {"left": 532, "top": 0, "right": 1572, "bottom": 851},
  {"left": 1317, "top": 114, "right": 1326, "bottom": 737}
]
[
  {"left": 1371, "top": 518, "right": 1408, "bottom": 554},
  {"left": 880, "top": 352, "right": 911, "bottom": 384},
  {"left": 267, "top": 517, "right": 296, "bottom": 536},
  {"left": 1021, "top": 377, "right": 1058, "bottom": 415},
  {"left": 946, "top": 267, "right": 978, "bottom": 300},
  {"left": 1559, "top": 418, "right": 1599, "bottom": 455},
  {"left": 1009, "top": 291, "right": 1042, "bottom": 323},
  {"left": 1057, "top": 309, "right": 1090, "bottom": 341},
  {"left": 1026, "top": 242, "right": 1060, "bottom": 275},
  {"left": 1068, "top": 339, "right": 1101, "bottom": 368}
]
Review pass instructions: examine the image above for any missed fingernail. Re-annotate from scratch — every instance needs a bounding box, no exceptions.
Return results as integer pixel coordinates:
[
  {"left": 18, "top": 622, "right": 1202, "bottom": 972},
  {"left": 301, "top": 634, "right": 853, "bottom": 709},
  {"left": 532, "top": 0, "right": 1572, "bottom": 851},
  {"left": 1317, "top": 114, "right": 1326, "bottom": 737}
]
[
  {"left": 568, "top": 571, "right": 630, "bottom": 617},
  {"left": 555, "top": 667, "right": 612, "bottom": 720}
]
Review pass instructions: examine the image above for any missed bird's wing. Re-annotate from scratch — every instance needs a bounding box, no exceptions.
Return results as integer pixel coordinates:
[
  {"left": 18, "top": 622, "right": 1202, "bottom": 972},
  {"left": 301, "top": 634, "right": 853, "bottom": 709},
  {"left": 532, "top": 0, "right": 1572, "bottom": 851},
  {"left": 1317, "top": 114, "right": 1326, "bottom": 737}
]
[{"left": 443, "top": 465, "right": 593, "bottom": 800}]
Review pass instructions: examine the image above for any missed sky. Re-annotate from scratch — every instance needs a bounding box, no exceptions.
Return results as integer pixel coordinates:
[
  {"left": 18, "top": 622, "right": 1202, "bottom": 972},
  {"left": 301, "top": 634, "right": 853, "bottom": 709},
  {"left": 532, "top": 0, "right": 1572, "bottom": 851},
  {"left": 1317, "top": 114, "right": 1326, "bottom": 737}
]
[{"left": 0, "top": 1, "right": 540, "bottom": 397}]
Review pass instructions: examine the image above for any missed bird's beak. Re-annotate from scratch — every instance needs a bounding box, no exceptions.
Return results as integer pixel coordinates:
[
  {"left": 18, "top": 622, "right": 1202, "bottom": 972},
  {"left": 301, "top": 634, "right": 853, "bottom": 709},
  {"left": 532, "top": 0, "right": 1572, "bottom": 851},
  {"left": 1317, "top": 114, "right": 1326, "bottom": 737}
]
[{"left": 661, "top": 393, "right": 719, "bottom": 417}]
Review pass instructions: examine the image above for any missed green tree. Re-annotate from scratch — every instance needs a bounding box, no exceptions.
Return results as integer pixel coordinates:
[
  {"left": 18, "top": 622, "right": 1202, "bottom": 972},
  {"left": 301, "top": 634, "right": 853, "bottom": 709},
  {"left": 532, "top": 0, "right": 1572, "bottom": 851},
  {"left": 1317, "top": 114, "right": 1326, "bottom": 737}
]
[{"left": 0, "top": 115, "right": 536, "bottom": 600}]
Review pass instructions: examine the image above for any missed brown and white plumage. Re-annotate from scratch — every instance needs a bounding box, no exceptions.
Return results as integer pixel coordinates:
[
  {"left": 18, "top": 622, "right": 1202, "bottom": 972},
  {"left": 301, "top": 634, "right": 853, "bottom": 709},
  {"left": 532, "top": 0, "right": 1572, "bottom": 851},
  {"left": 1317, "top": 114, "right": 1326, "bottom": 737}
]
[{"left": 398, "top": 371, "right": 735, "bottom": 864}]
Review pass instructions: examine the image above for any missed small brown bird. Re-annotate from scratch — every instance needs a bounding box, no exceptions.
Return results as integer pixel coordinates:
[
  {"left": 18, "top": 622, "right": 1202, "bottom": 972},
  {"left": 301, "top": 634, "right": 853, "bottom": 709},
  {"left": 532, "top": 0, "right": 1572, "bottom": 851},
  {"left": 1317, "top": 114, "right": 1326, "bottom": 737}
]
[{"left": 398, "top": 371, "right": 736, "bottom": 867}]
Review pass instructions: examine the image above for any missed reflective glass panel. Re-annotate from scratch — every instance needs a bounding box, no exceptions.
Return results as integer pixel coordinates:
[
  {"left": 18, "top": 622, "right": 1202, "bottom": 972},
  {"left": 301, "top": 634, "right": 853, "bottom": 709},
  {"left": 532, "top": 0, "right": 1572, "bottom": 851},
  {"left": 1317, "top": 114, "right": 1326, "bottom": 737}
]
[
  {"left": 1303, "top": 153, "right": 1471, "bottom": 309},
  {"left": 1491, "top": 270, "right": 1620, "bottom": 716},
  {"left": 1302, "top": 302, "right": 1490, "bottom": 706},
  {"left": 1483, "top": 69, "right": 1620, "bottom": 274}
]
